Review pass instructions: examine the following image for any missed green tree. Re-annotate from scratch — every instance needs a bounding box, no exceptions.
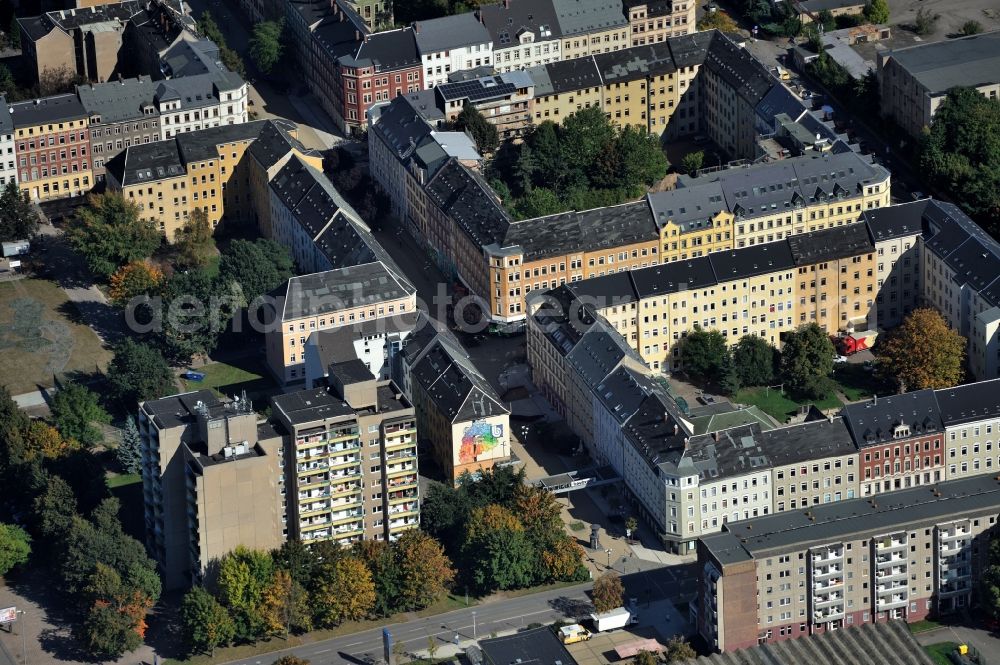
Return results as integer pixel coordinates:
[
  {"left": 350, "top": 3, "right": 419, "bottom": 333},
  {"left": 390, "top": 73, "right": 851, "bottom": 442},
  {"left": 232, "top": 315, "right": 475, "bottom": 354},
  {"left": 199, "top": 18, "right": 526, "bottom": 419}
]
[
  {"left": 697, "top": 10, "right": 739, "bottom": 32},
  {"left": 9, "top": 18, "right": 20, "bottom": 50},
  {"left": 513, "top": 187, "right": 562, "bottom": 220},
  {"left": 106, "top": 339, "right": 175, "bottom": 408},
  {"left": 273, "top": 657, "right": 310, "bottom": 665},
  {"left": 681, "top": 150, "right": 704, "bottom": 175},
  {"left": 455, "top": 105, "right": 499, "bottom": 154},
  {"left": 680, "top": 326, "right": 728, "bottom": 383},
  {"left": 249, "top": 20, "right": 284, "bottom": 75},
  {"left": 395, "top": 530, "right": 454, "bottom": 610},
  {"left": 311, "top": 555, "right": 376, "bottom": 627},
  {"left": 182, "top": 586, "right": 235, "bottom": 657},
  {"left": 817, "top": 8, "right": 836, "bottom": 31},
  {"left": 731, "top": 335, "right": 776, "bottom": 387},
  {"left": 157, "top": 267, "right": 232, "bottom": 362},
  {"left": 662, "top": 636, "right": 697, "bottom": 663},
  {"left": 272, "top": 539, "right": 317, "bottom": 588},
  {"left": 464, "top": 506, "right": 534, "bottom": 593},
  {"left": 633, "top": 650, "right": 657, "bottom": 665},
  {"left": 592, "top": 572, "right": 624, "bottom": 613},
  {"left": 874, "top": 308, "right": 965, "bottom": 391},
  {"left": 261, "top": 569, "right": 311, "bottom": 637},
  {"left": 117, "top": 416, "right": 143, "bottom": 475},
  {"left": 33, "top": 475, "right": 78, "bottom": 539},
  {"left": 863, "top": 0, "right": 889, "bottom": 24},
  {"left": 0, "top": 523, "right": 31, "bottom": 576},
  {"left": 80, "top": 599, "right": 143, "bottom": 658},
  {"left": 779, "top": 323, "right": 835, "bottom": 399},
  {"left": 79, "top": 563, "right": 153, "bottom": 659},
  {"left": 605, "top": 125, "right": 668, "bottom": 190},
  {"left": 175, "top": 208, "right": 215, "bottom": 268},
  {"left": 218, "top": 238, "right": 294, "bottom": 303},
  {"left": 70, "top": 193, "right": 161, "bottom": 278},
  {"left": 217, "top": 546, "right": 275, "bottom": 642},
  {"left": 0, "top": 182, "right": 40, "bottom": 241},
  {"left": 353, "top": 540, "right": 402, "bottom": 616},
  {"left": 50, "top": 381, "right": 110, "bottom": 448}
]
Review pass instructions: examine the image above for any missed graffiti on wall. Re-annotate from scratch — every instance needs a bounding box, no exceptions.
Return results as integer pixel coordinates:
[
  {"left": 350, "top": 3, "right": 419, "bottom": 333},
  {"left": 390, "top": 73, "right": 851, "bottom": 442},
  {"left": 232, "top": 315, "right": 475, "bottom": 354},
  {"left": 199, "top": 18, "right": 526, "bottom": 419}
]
[{"left": 458, "top": 421, "right": 504, "bottom": 464}]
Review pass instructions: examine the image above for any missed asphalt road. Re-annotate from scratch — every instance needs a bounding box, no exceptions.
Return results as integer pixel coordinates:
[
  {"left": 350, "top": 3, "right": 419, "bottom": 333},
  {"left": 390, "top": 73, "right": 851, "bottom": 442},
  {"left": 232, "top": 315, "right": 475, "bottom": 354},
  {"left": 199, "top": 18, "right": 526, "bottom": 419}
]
[{"left": 221, "top": 564, "right": 698, "bottom": 665}]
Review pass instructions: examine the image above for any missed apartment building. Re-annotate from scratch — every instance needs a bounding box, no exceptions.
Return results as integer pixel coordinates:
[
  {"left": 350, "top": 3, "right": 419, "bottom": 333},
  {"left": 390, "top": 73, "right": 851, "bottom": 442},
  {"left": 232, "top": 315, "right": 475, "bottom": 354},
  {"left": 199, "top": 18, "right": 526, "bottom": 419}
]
[
  {"left": 788, "top": 224, "right": 877, "bottom": 332},
  {"left": 105, "top": 120, "right": 267, "bottom": 238},
  {"left": 0, "top": 97, "right": 16, "bottom": 187},
  {"left": 265, "top": 265, "right": 416, "bottom": 384},
  {"left": 878, "top": 31, "right": 1000, "bottom": 139},
  {"left": 399, "top": 314, "right": 511, "bottom": 484},
  {"left": 479, "top": 0, "right": 563, "bottom": 72},
  {"left": 413, "top": 13, "right": 493, "bottom": 89},
  {"left": 528, "top": 57, "right": 605, "bottom": 124},
  {"left": 244, "top": 120, "right": 323, "bottom": 238},
  {"left": 18, "top": 0, "right": 199, "bottom": 85},
  {"left": 920, "top": 200, "right": 1000, "bottom": 381},
  {"left": 138, "top": 391, "right": 286, "bottom": 590},
  {"left": 861, "top": 201, "right": 923, "bottom": 329},
  {"left": 935, "top": 379, "right": 1000, "bottom": 480},
  {"left": 153, "top": 72, "right": 249, "bottom": 139},
  {"left": 624, "top": 0, "right": 696, "bottom": 44},
  {"left": 553, "top": 0, "right": 629, "bottom": 60},
  {"left": 435, "top": 72, "right": 535, "bottom": 140},
  {"left": 842, "top": 391, "right": 946, "bottom": 497},
  {"left": 77, "top": 76, "right": 159, "bottom": 181},
  {"left": 345, "top": 0, "right": 392, "bottom": 30},
  {"left": 270, "top": 368, "right": 419, "bottom": 545},
  {"left": 11, "top": 94, "right": 93, "bottom": 201},
  {"left": 698, "top": 474, "right": 1000, "bottom": 652}
]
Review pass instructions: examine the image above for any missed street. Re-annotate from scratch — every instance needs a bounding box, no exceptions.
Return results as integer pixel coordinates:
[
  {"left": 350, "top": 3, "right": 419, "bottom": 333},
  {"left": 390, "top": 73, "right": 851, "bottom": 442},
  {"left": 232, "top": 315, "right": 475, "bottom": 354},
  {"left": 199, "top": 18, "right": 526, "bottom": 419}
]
[{"left": 220, "top": 563, "right": 698, "bottom": 665}]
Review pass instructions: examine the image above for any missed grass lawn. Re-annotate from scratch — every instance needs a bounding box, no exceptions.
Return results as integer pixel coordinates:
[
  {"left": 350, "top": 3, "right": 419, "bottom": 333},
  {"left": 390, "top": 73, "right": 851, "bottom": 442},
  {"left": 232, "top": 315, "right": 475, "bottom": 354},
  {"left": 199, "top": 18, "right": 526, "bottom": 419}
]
[
  {"left": 833, "top": 364, "right": 886, "bottom": 403},
  {"left": 923, "top": 642, "right": 959, "bottom": 665},
  {"left": 179, "top": 358, "right": 277, "bottom": 404},
  {"left": 0, "top": 277, "right": 112, "bottom": 394},
  {"left": 909, "top": 619, "right": 944, "bottom": 634},
  {"left": 733, "top": 386, "right": 843, "bottom": 423},
  {"left": 106, "top": 473, "right": 141, "bottom": 489}
]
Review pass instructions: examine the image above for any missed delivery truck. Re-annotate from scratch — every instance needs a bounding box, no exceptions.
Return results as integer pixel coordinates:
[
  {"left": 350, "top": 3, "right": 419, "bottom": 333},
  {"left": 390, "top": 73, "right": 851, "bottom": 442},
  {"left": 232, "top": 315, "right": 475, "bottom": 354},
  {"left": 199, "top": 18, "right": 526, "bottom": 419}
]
[{"left": 590, "top": 607, "right": 636, "bottom": 632}]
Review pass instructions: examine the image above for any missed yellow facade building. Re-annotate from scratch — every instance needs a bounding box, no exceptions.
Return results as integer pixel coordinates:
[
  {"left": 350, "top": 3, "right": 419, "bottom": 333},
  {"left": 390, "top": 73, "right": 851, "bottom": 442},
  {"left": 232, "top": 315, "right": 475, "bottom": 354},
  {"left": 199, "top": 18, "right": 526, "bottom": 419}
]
[{"left": 106, "top": 120, "right": 272, "bottom": 239}]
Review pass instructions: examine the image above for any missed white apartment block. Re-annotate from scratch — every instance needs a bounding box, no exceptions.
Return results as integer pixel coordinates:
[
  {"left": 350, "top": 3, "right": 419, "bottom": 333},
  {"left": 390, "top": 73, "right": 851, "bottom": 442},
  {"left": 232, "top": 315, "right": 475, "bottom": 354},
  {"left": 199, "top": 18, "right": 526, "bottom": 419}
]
[
  {"left": 0, "top": 98, "right": 15, "bottom": 187},
  {"left": 413, "top": 13, "right": 493, "bottom": 88},
  {"left": 156, "top": 74, "right": 248, "bottom": 140}
]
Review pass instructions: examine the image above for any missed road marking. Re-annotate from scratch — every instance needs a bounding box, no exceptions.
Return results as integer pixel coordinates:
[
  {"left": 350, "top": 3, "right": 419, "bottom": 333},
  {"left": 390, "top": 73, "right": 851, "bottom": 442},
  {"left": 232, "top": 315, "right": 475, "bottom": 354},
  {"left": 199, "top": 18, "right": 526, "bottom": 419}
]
[{"left": 313, "top": 649, "right": 331, "bottom": 654}]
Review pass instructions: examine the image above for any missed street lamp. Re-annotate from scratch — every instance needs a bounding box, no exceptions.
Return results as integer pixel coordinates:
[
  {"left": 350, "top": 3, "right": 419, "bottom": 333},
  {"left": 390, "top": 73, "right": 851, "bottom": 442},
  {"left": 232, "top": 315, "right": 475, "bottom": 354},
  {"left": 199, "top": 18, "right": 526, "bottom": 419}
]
[
  {"left": 605, "top": 548, "right": 612, "bottom": 570},
  {"left": 17, "top": 610, "right": 26, "bottom": 665},
  {"left": 472, "top": 611, "right": 477, "bottom": 640}
]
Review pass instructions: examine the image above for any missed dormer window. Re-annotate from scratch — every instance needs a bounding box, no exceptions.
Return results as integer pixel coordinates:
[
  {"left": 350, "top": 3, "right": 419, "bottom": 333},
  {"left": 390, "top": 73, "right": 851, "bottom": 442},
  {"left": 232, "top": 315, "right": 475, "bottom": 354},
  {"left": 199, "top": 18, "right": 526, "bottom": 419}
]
[{"left": 893, "top": 424, "right": 910, "bottom": 439}]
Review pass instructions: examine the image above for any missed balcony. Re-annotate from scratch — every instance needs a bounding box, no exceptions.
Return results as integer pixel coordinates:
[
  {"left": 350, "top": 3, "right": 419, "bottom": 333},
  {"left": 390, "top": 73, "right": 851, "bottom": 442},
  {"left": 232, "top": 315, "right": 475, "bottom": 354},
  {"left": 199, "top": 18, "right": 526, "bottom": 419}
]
[
  {"left": 877, "top": 581, "right": 907, "bottom": 594},
  {"left": 813, "top": 577, "right": 843, "bottom": 591},
  {"left": 813, "top": 565, "right": 843, "bottom": 579},
  {"left": 329, "top": 456, "right": 361, "bottom": 469},
  {"left": 813, "top": 593, "right": 843, "bottom": 607},
  {"left": 813, "top": 608, "right": 845, "bottom": 622},
  {"left": 812, "top": 548, "right": 844, "bottom": 563},
  {"left": 298, "top": 473, "right": 329, "bottom": 488},
  {"left": 877, "top": 595, "right": 908, "bottom": 610},
  {"left": 299, "top": 501, "right": 331, "bottom": 516},
  {"left": 329, "top": 468, "right": 361, "bottom": 480},
  {"left": 388, "top": 517, "right": 419, "bottom": 529},
  {"left": 386, "top": 463, "right": 416, "bottom": 477},
  {"left": 297, "top": 461, "right": 330, "bottom": 474},
  {"left": 939, "top": 527, "right": 969, "bottom": 541},
  {"left": 388, "top": 502, "right": 418, "bottom": 516},
  {"left": 876, "top": 536, "right": 907, "bottom": 551},
  {"left": 298, "top": 488, "right": 330, "bottom": 500},
  {"left": 385, "top": 449, "right": 417, "bottom": 462},
  {"left": 388, "top": 488, "right": 418, "bottom": 502},
  {"left": 876, "top": 553, "right": 906, "bottom": 567},
  {"left": 876, "top": 568, "right": 907, "bottom": 581},
  {"left": 300, "top": 517, "right": 332, "bottom": 531},
  {"left": 940, "top": 580, "right": 972, "bottom": 595},
  {"left": 329, "top": 482, "right": 362, "bottom": 497},
  {"left": 387, "top": 475, "right": 418, "bottom": 488}
]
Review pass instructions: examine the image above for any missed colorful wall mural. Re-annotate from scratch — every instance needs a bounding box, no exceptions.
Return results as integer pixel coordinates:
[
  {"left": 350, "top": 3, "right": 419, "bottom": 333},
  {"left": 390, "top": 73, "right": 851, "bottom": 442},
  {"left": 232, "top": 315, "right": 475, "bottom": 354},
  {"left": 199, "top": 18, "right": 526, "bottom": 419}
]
[{"left": 458, "top": 420, "right": 504, "bottom": 464}]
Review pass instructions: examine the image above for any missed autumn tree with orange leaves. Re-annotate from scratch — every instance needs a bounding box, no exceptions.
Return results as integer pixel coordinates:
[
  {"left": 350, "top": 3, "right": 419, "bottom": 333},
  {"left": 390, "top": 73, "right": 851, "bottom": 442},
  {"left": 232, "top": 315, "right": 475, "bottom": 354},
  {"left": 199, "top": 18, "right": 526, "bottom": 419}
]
[
  {"left": 395, "top": 530, "right": 454, "bottom": 611},
  {"left": 24, "top": 421, "right": 80, "bottom": 461},
  {"left": 261, "top": 568, "right": 312, "bottom": 637},
  {"left": 79, "top": 563, "right": 154, "bottom": 658},
  {"left": 311, "top": 555, "right": 376, "bottom": 627},
  {"left": 108, "top": 260, "right": 163, "bottom": 306}
]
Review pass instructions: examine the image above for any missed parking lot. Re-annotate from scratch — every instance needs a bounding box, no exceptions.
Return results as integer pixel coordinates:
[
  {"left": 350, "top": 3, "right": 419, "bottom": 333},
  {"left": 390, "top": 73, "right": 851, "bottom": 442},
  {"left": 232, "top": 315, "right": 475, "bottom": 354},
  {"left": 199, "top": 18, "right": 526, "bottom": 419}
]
[{"left": 887, "top": 0, "right": 1000, "bottom": 40}]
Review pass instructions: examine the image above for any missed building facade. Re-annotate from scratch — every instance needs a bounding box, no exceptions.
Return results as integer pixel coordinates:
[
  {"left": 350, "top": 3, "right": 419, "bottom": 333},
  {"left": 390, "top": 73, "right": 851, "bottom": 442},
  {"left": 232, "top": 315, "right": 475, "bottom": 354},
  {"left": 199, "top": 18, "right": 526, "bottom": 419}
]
[
  {"left": 11, "top": 94, "right": 93, "bottom": 201},
  {"left": 138, "top": 391, "right": 286, "bottom": 590},
  {"left": 878, "top": 31, "right": 1000, "bottom": 139},
  {"left": 270, "top": 368, "right": 419, "bottom": 545},
  {"left": 624, "top": 0, "right": 696, "bottom": 45},
  {"left": 413, "top": 13, "right": 493, "bottom": 89},
  {"left": 105, "top": 120, "right": 267, "bottom": 238},
  {"left": 77, "top": 76, "right": 160, "bottom": 181},
  {"left": 0, "top": 97, "right": 16, "bottom": 187},
  {"left": 698, "top": 474, "right": 1000, "bottom": 652}
]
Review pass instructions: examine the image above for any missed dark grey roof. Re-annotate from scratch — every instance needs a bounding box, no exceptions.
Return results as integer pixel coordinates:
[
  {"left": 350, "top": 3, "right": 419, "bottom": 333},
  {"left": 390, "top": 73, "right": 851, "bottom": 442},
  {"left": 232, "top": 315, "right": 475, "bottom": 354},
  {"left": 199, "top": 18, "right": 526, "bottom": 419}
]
[
  {"left": 567, "top": 324, "right": 641, "bottom": 392},
  {"left": 881, "top": 31, "right": 1000, "bottom": 93},
  {"left": 410, "top": 338, "right": 508, "bottom": 423},
  {"left": 141, "top": 389, "right": 220, "bottom": 430},
  {"left": 841, "top": 391, "right": 943, "bottom": 448},
  {"left": 271, "top": 387, "right": 355, "bottom": 425},
  {"left": 153, "top": 70, "right": 244, "bottom": 111},
  {"left": 647, "top": 182, "right": 727, "bottom": 232},
  {"left": 552, "top": 0, "right": 626, "bottom": 36},
  {"left": 701, "top": 31, "right": 773, "bottom": 107},
  {"left": 77, "top": 76, "right": 157, "bottom": 124},
  {"left": 478, "top": 0, "right": 562, "bottom": 47},
  {"left": 9, "top": 93, "right": 87, "bottom": 127},
  {"left": 709, "top": 241, "right": 795, "bottom": 281},
  {"left": 311, "top": 312, "right": 419, "bottom": 370},
  {"left": 499, "top": 200, "right": 656, "bottom": 261},
  {"left": 534, "top": 57, "right": 602, "bottom": 97},
  {"left": 594, "top": 41, "right": 676, "bottom": 84},
  {"left": 527, "top": 285, "right": 600, "bottom": 358},
  {"left": 109, "top": 120, "right": 268, "bottom": 186},
  {"left": 666, "top": 29, "right": 715, "bottom": 69},
  {"left": 247, "top": 119, "right": 316, "bottom": 170},
  {"left": 759, "top": 417, "right": 856, "bottom": 467},
  {"left": 703, "top": 473, "right": 1000, "bottom": 562},
  {"left": 623, "top": 393, "right": 689, "bottom": 465},
  {"left": 934, "top": 379, "right": 1000, "bottom": 427},
  {"left": 594, "top": 365, "right": 659, "bottom": 425},
  {"left": 0, "top": 95, "right": 12, "bottom": 135},
  {"left": 755, "top": 83, "right": 807, "bottom": 127},
  {"left": 922, "top": 200, "right": 1000, "bottom": 306},
  {"left": 280, "top": 262, "right": 413, "bottom": 320},
  {"left": 480, "top": 627, "right": 575, "bottom": 665},
  {"left": 161, "top": 39, "right": 243, "bottom": 80},
  {"left": 370, "top": 94, "right": 436, "bottom": 162},
  {"left": 686, "top": 424, "right": 770, "bottom": 480},
  {"left": 628, "top": 256, "right": 717, "bottom": 299},
  {"left": 330, "top": 358, "right": 375, "bottom": 384},
  {"left": 862, "top": 199, "right": 927, "bottom": 241},
  {"left": 786, "top": 222, "right": 874, "bottom": 266},
  {"left": 424, "top": 159, "right": 511, "bottom": 248},
  {"left": 624, "top": 0, "right": 674, "bottom": 18},
  {"left": 343, "top": 28, "right": 420, "bottom": 69},
  {"left": 679, "top": 620, "right": 934, "bottom": 665},
  {"left": 413, "top": 13, "right": 491, "bottom": 53}
]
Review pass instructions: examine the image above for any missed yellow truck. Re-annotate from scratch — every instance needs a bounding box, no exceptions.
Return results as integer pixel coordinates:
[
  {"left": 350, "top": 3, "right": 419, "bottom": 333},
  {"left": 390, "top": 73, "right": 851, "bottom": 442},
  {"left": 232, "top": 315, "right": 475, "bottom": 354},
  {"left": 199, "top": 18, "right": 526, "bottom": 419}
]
[{"left": 559, "top": 624, "right": 593, "bottom": 644}]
